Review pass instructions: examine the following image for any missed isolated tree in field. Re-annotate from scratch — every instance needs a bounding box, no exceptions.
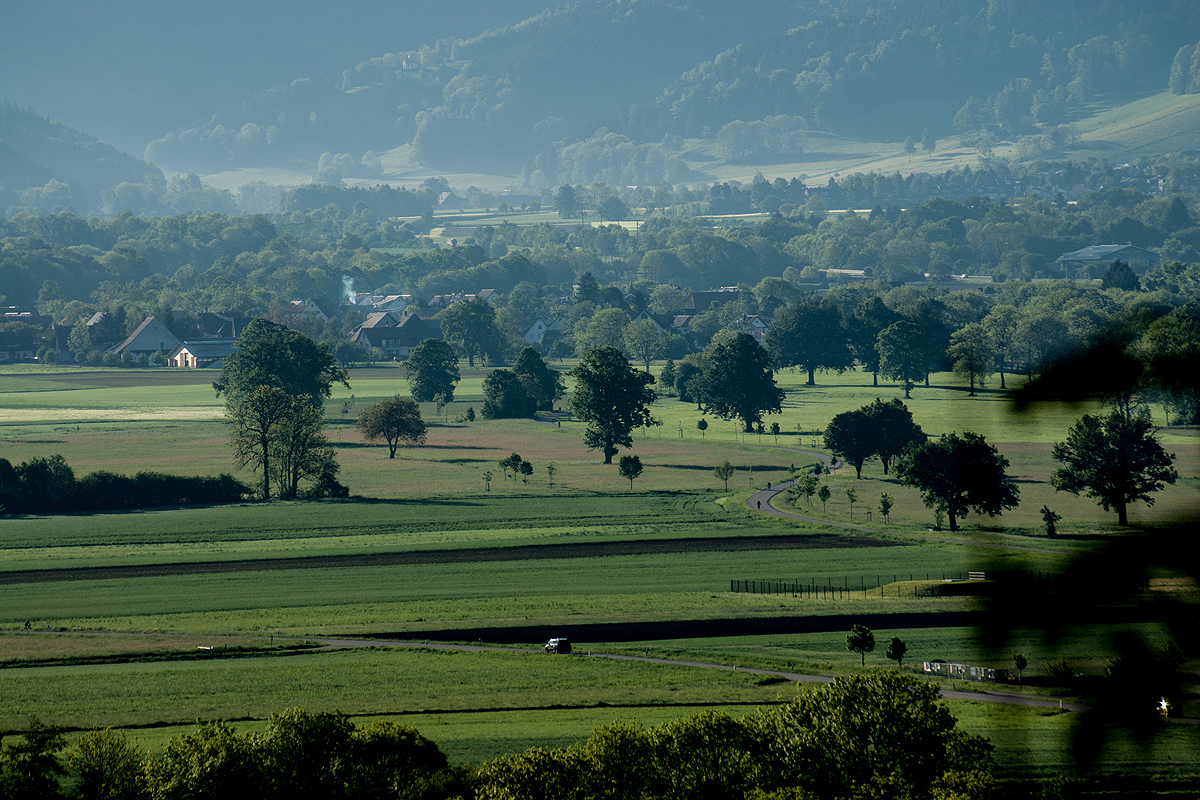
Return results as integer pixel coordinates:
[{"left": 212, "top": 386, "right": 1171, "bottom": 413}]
[
  {"left": 895, "top": 431, "right": 1020, "bottom": 532},
  {"left": 440, "top": 297, "right": 502, "bottom": 367},
  {"left": 846, "top": 624, "right": 876, "bottom": 666},
  {"left": 624, "top": 319, "right": 663, "bottom": 371},
  {"left": 481, "top": 369, "right": 536, "bottom": 419},
  {"left": 512, "top": 347, "right": 564, "bottom": 410},
  {"left": 570, "top": 346, "right": 657, "bottom": 464},
  {"left": 546, "top": 462, "right": 557, "bottom": 486},
  {"left": 876, "top": 320, "right": 929, "bottom": 399},
  {"left": 1051, "top": 411, "right": 1177, "bottom": 526},
  {"left": 482, "top": 471, "right": 493, "bottom": 491},
  {"left": 766, "top": 295, "right": 852, "bottom": 385},
  {"left": 701, "top": 333, "right": 784, "bottom": 432},
  {"left": 921, "top": 127, "right": 936, "bottom": 154},
  {"left": 886, "top": 637, "right": 907, "bottom": 667},
  {"left": 618, "top": 455, "right": 644, "bottom": 490},
  {"left": 356, "top": 396, "right": 427, "bottom": 459},
  {"left": 403, "top": 338, "right": 460, "bottom": 402},
  {"left": 824, "top": 408, "right": 876, "bottom": 479},
  {"left": 214, "top": 318, "right": 348, "bottom": 409},
  {"left": 865, "top": 397, "right": 925, "bottom": 475},
  {"left": 947, "top": 322, "right": 995, "bottom": 396},
  {"left": 697, "top": 418, "right": 708, "bottom": 438},
  {"left": 713, "top": 460, "right": 735, "bottom": 491},
  {"left": 518, "top": 460, "right": 533, "bottom": 484},
  {"left": 770, "top": 421, "right": 780, "bottom": 443},
  {"left": 1013, "top": 653, "right": 1028, "bottom": 685},
  {"left": 818, "top": 484, "right": 831, "bottom": 512},
  {"left": 879, "top": 493, "right": 894, "bottom": 524}
]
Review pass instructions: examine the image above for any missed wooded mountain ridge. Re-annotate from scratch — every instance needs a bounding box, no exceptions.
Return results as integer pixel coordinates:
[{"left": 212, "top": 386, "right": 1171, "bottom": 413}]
[{"left": 138, "top": 0, "right": 1200, "bottom": 181}]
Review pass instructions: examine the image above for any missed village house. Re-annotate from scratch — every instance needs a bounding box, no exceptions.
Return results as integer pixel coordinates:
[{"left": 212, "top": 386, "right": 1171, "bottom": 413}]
[
  {"left": 106, "top": 317, "right": 180, "bottom": 358},
  {"left": 168, "top": 339, "right": 237, "bottom": 369},
  {"left": 350, "top": 312, "right": 440, "bottom": 360}
]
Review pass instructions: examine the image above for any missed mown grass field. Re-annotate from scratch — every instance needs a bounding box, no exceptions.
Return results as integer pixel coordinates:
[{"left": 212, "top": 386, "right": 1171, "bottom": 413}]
[{"left": 1, "top": 363, "right": 1197, "bottom": 779}]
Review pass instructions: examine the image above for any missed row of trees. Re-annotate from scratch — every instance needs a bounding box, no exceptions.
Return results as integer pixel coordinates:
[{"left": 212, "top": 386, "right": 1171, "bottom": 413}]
[{"left": 0, "top": 672, "right": 992, "bottom": 800}]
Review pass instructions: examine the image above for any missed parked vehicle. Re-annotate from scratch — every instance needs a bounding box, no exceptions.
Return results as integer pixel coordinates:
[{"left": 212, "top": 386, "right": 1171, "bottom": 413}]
[{"left": 545, "top": 637, "right": 571, "bottom": 654}]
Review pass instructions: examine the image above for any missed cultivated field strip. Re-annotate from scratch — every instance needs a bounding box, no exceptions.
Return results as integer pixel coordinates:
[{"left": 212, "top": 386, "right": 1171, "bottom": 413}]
[{"left": 0, "top": 532, "right": 905, "bottom": 584}]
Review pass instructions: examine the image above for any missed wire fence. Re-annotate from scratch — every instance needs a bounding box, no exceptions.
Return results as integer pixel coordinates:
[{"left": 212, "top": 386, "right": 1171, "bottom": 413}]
[{"left": 729, "top": 571, "right": 998, "bottom": 600}]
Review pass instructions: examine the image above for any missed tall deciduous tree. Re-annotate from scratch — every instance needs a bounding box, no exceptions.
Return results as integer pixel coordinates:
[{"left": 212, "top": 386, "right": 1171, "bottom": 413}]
[
  {"left": 1052, "top": 411, "right": 1177, "bottom": 526},
  {"left": 213, "top": 318, "right": 348, "bottom": 410},
  {"left": 570, "top": 346, "right": 657, "bottom": 464},
  {"left": 270, "top": 399, "right": 338, "bottom": 498},
  {"left": 481, "top": 369, "right": 536, "bottom": 419},
  {"left": 865, "top": 397, "right": 925, "bottom": 475},
  {"left": 824, "top": 408, "right": 876, "bottom": 479},
  {"left": 439, "top": 297, "right": 502, "bottom": 367},
  {"left": 701, "top": 333, "right": 784, "bottom": 432},
  {"left": 512, "top": 346, "right": 564, "bottom": 410},
  {"left": 876, "top": 319, "right": 929, "bottom": 398},
  {"left": 623, "top": 319, "right": 664, "bottom": 371},
  {"left": 356, "top": 396, "right": 427, "bottom": 459},
  {"left": 896, "top": 431, "right": 1020, "bottom": 532},
  {"left": 947, "top": 322, "right": 995, "bottom": 396},
  {"left": 766, "top": 295, "right": 852, "bottom": 385},
  {"left": 403, "top": 338, "right": 460, "bottom": 402},
  {"left": 230, "top": 385, "right": 297, "bottom": 500}
]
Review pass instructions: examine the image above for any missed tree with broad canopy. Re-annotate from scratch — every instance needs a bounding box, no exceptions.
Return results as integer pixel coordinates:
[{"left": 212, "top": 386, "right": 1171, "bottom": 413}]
[
  {"left": 896, "top": 431, "right": 1020, "bottom": 532},
  {"left": 1052, "top": 410, "right": 1176, "bottom": 526},
  {"left": 699, "top": 333, "right": 784, "bottom": 432},
  {"left": 569, "top": 346, "right": 657, "bottom": 464},
  {"left": 356, "top": 396, "right": 427, "bottom": 459},
  {"left": 402, "top": 338, "right": 460, "bottom": 402}
]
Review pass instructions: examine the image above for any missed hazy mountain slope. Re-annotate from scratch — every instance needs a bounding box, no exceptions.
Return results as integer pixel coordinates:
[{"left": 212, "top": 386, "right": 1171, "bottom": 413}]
[
  {"left": 0, "top": 103, "right": 162, "bottom": 213},
  {"left": 0, "top": 0, "right": 558, "bottom": 156},
  {"left": 144, "top": 0, "right": 796, "bottom": 175}
]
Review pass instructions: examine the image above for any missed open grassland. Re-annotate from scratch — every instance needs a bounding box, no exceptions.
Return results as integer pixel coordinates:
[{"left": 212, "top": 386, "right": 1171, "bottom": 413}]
[
  {"left": 0, "top": 645, "right": 790, "bottom": 731},
  {"left": 2, "top": 364, "right": 1197, "bottom": 779}
]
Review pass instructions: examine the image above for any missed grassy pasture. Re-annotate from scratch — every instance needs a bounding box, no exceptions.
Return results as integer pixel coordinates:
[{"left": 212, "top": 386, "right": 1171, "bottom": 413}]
[
  {"left": 1, "top": 364, "right": 1197, "bottom": 776},
  {"left": 0, "top": 645, "right": 789, "bottom": 731}
]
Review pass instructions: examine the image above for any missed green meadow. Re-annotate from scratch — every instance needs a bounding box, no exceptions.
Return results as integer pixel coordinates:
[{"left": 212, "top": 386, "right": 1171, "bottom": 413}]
[{"left": 0, "top": 362, "right": 1197, "bottom": 778}]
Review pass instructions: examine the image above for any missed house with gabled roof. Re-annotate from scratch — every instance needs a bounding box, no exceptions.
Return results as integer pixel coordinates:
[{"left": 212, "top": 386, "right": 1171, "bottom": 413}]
[
  {"left": 686, "top": 288, "right": 741, "bottom": 313},
  {"left": 524, "top": 315, "right": 560, "bottom": 344},
  {"left": 106, "top": 317, "right": 179, "bottom": 357},
  {"left": 350, "top": 312, "right": 439, "bottom": 360},
  {"left": 169, "top": 339, "right": 237, "bottom": 369}
]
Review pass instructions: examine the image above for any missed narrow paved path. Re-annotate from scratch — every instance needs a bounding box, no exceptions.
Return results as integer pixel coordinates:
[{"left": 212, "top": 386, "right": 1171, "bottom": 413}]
[
  {"left": 311, "top": 635, "right": 1087, "bottom": 713},
  {"left": 751, "top": 478, "right": 1061, "bottom": 554}
]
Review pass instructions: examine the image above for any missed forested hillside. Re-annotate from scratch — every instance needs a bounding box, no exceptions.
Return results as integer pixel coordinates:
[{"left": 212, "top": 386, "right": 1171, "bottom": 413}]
[
  {"left": 0, "top": 104, "right": 162, "bottom": 213},
  {"left": 137, "top": 0, "right": 1200, "bottom": 182}
]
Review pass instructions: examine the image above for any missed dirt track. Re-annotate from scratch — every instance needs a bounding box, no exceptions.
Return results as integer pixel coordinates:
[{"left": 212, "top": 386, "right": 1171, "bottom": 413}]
[{"left": 0, "top": 532, "right": 905, "bottom": 585}]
